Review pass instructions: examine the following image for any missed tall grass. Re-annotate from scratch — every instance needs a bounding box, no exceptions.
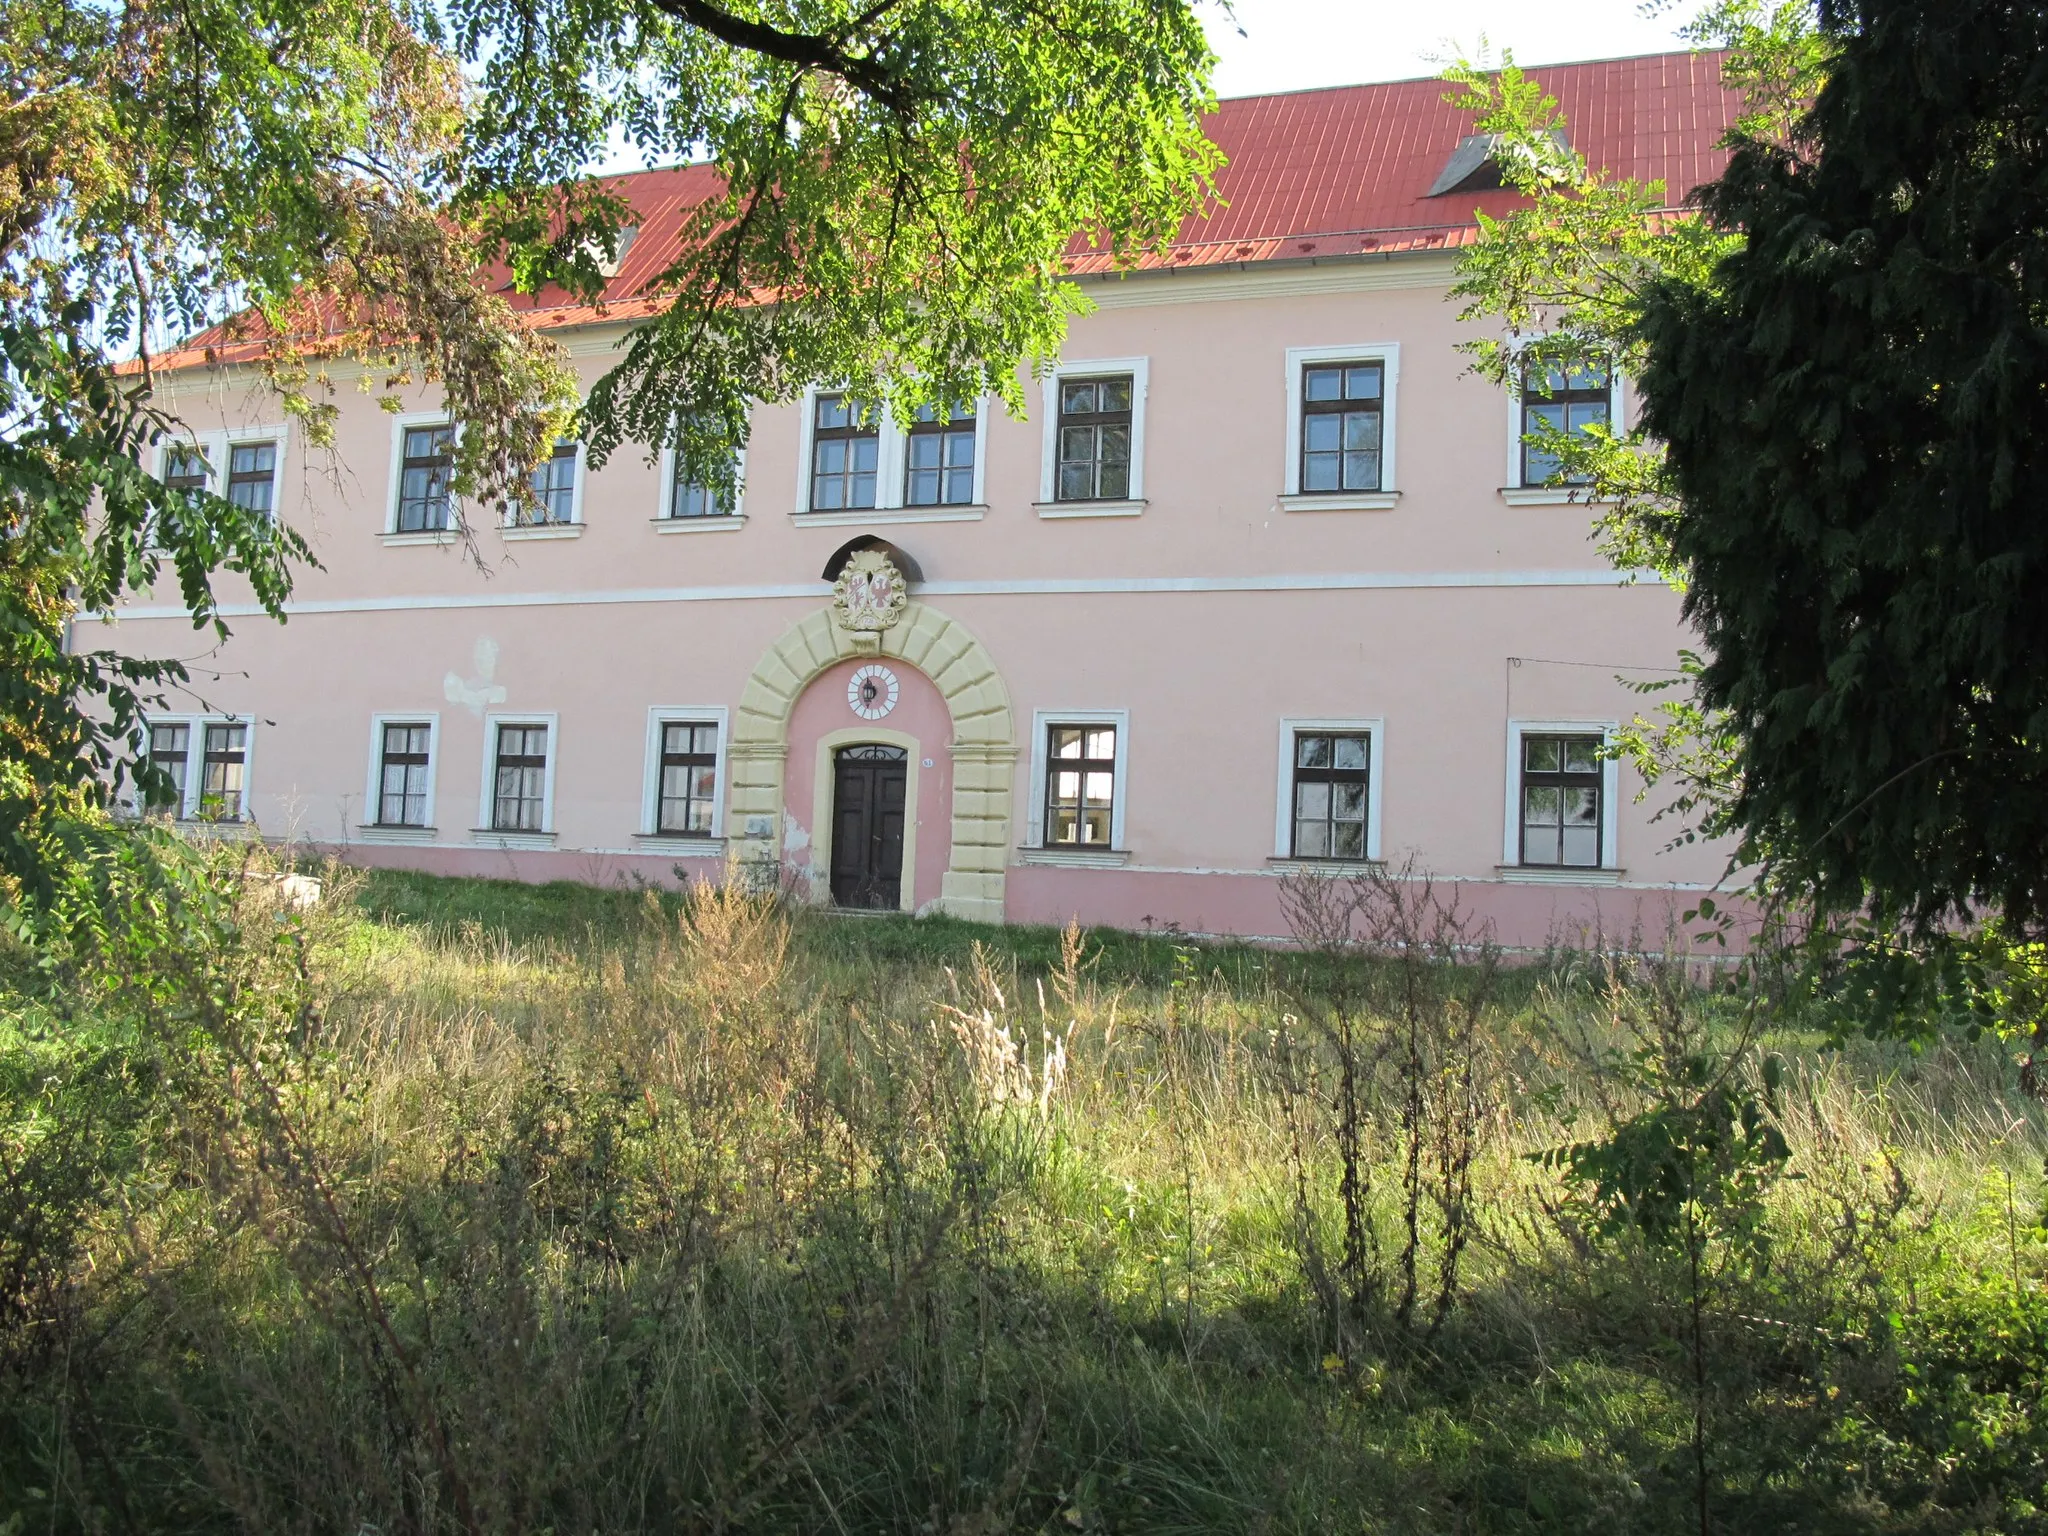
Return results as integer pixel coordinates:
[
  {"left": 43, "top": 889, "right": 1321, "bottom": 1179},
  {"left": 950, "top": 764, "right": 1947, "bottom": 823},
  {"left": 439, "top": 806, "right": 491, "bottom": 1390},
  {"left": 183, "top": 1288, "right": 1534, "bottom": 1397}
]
[{"left": 1, "top": 858, "right": 2043, "bottom": 1533}]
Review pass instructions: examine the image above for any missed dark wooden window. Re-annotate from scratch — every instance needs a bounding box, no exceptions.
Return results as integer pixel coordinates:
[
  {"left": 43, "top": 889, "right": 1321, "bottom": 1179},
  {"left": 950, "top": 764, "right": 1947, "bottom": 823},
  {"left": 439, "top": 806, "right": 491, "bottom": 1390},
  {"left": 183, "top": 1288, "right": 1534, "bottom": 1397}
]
[
  {"left": 1045, "top": 724, "right": 1117, "bottom": 846},
  {"left": 492, "top": 724, "right": 549, "bottom": 832},
  {"left": 226, "top": 441, "right": 277, "bottom": 514},
  {"left": 657, "top": 721, "right": 719, "bottom": 835},
  {"left": 521, "top": 440, "right": 578, "bottom": 524},
  {"left": 1055, "top": 376, "right": 1133, "bottom": 501},
  {"left": 1520, "top": 359, "right": 1611, "bottom": 486},
  {"left": 199, "top": 721, "right": 247, "bottom": 820},
  {"left": 809, "top": 394, "right": 879, "bottom": 510},
  {"left": 377, "top": 723, "right": 432, "bottom": 827},
  {"left": 1291, "top": 731, "right": 1371, "bottom": 858},
  {"left": 907, "top": 403, "right": 976, "bottom": 505},
  {"left": 1300, "top": 363, "right": 1383, "bottom": 493},
  {"left": 396, "top": 423, "right": 455, "bottom": 531},
  {"left": 1520, "top": 733, "right": 1603, "bottom": 867},
  {"left": 159, "top": 446, "right": 208, "bottom": 546},
  {"left": 163, "top": 445, "right": 209, "bottom": 494},
  {"left": 147, "top": 722, "right": 190, "bottom": 812}
]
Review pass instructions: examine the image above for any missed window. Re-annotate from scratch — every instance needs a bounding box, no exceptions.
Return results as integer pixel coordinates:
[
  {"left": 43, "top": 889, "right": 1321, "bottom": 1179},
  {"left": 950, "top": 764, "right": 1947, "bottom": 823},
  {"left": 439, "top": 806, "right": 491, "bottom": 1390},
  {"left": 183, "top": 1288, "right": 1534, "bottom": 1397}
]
[
  {"left": 809, "top": 394, "right": 879, "bottom": 511},
  {"left": 491, "top": 723, "right": 549, "bottom": 832},
  {"left": 663, "top": 419, "right": 742, "bottom": 520},
  {"left": 669, "top": 453, "right": 730, "bottom": 519},
  {"left": 396, "top": 423, "right": 455, "bottom": 532},
  {"left": 155, "top": 446, "right": 210, "bottom": 548},
  {"left": 1299, "top": 363, "right": 1383, "bottom": 493},
  {"left": 1055, "top": 376, "right": 1133, "bottom": 502},
  {"left": 1519, "top": 733, "right": 1603, "bottom": 867},
  {"left": 163, "top": 445, "right": 209, "bottom": 495},
  {"left": 199, "top": 721, "right": 248, "bottom": 820},
  {"left": 376, "top": 723, "right": 433, "bottom": 827},
  {"left": 521, "top": 440, "right": 578, "bottom": 525},
  {"left": 158, "top": 428, "right": 291, "bottom": 532},
  {"left": 1519, "top": 358, "right": 1611, "bottom": 486},
  {"left": 1044, "top": 723, "right": 1118, "bottom": 847},
  {"left": 226, "top": 441, "right": 278, "bottom": 515},
  {"left": 906, "top": 403, "right": 976, "bottom": 506},
  {"left": 146, "top": 722, "right": 190, "bottom": 812},
  {"left": 1291, "top": 730, "right": 1371, "bottom": 858},
  {"left": 656, "top": 722, "right": 719, "bottom": 835}
]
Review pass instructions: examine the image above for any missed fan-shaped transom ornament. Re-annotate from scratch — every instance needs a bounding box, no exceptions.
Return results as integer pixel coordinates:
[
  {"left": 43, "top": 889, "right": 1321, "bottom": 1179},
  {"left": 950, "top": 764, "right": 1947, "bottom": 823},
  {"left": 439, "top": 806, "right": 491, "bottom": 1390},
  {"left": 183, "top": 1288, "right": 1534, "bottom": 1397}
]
[
  {"left": 832, "top": 549, "right": 909, "bottom": 632},
  {"left": 847, "top": 664, "right": 900, "bottom": 720}
]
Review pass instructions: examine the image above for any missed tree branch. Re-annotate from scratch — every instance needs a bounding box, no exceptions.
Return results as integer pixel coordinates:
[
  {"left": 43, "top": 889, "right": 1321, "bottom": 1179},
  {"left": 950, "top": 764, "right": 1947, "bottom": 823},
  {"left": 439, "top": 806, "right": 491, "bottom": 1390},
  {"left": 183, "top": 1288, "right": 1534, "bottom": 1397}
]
[{"left": 640, "top": 0, "right": 919, "bottom": 113}]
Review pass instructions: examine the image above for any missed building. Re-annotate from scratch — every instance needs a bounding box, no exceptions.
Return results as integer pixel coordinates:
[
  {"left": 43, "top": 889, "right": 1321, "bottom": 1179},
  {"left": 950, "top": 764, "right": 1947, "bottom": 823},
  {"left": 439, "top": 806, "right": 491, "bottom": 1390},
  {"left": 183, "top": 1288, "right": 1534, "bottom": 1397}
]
[{"left": 99, "top": 51, "right": 1743, "bottom": 947}]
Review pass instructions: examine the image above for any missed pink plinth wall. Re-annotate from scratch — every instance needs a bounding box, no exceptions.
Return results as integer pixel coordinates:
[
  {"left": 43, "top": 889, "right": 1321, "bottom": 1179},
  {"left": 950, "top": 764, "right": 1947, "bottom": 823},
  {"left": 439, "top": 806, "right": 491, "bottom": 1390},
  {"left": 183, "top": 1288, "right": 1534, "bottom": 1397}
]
[{"left": 315, "top": 837, "right": 1742, "bottom": 954}]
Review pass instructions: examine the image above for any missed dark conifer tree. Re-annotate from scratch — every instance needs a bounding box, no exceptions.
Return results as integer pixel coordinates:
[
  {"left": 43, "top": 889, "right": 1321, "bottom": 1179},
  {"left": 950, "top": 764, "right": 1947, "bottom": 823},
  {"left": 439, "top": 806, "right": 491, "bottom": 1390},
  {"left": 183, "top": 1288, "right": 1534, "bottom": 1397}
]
[{"left": 1640, "top": 0, "right": 2048, "bottom": 928}]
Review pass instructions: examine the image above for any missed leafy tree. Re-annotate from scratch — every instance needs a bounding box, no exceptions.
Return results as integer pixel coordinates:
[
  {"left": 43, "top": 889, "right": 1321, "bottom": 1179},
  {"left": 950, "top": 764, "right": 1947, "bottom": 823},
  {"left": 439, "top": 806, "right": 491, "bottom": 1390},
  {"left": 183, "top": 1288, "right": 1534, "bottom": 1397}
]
[
  {"left": 0, "top": 0, "right": 1217, "bottom": 916},
  {"left": 1442, "top": 9, "right": 1828, "bottom": 905}
]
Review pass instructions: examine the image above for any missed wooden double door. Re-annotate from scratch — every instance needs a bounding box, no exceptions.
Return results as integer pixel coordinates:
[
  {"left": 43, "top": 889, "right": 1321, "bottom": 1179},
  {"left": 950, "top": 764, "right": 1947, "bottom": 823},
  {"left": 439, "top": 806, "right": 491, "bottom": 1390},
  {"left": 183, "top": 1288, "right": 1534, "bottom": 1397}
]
[{"left": 830, "top": 744, "right": 907, "bottom": 910}]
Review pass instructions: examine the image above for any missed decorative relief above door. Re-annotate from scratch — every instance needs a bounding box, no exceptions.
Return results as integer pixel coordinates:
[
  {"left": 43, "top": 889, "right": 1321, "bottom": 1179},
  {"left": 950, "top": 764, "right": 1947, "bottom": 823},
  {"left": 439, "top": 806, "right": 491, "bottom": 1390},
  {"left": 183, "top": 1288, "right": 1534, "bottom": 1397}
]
[{"left": 831, "top": 548, "right": 909, "bottom": 632}]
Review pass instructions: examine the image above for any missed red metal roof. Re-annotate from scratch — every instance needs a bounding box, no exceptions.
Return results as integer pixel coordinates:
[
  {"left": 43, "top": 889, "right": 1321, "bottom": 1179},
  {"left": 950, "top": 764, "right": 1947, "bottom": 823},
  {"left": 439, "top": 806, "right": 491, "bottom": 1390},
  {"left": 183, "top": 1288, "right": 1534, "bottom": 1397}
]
[
  {"left": 159, "top": 50, "right": 1737, "bottom": 367},
  {"left": 1072, "top": 49, "right": 1739, "bottom": 273}
]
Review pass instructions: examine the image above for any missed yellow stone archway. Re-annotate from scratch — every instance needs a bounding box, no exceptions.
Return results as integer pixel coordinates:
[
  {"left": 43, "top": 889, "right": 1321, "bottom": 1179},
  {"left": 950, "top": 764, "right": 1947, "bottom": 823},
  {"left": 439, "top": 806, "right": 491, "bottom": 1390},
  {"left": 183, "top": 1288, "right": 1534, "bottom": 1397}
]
[{"left": 727, "top": 602, "right": 1015, "bottom": 923}]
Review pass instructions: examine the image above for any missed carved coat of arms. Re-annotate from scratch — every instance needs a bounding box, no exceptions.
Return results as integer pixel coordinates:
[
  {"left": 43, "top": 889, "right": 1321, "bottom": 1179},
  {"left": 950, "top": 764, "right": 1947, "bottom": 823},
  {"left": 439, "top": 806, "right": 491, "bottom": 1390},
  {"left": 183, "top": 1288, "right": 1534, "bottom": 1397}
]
[{"left": 832, "top": 549, "right": 909, "bottom": 632}]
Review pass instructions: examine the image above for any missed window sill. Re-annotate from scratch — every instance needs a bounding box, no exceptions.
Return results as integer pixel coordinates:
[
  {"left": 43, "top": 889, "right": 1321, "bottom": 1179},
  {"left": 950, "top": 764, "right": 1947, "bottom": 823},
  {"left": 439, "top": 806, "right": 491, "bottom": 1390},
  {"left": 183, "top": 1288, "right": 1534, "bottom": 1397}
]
[
  {"left": 1498, "top": 486, "right": 1609, "bottom": 507},
  {"left": 501, "top": 522, "right": 583, "bottom": 541},
  {"left": 381, "top": 529, "right": 459, "bottom": 547},
  {"left": 1034, "top": 499, "right": 1146, "bottom": 519},
  {"left": 1278, "top": 492, "right": 1400, "bottom": 513},
  {"left": 795, "top": 504, "right": 987, "bottom": 528},
  {"left": 177, "top": 818, "right": 255, "bottom": 838},
  {"left": 1267, "top": 856, "right": 1387, "bottom": 874},
  {"left": 1016, "top": 847, "right": 1131, "bottom": 868},
  {"left": 355, "top": 824, "right": 438, "bottom": 844},
  {"left": 472, "top": 829, "right": 557, "bottom": 850},
  {"left": 632, "top": 833, "right": 728, "bottom": 857},
  {"left": 1495, "top": 864, "right": 1625, "bottom": 886},
  {"left": 652, "top": 515, "right": 747, "bottom": 535}
]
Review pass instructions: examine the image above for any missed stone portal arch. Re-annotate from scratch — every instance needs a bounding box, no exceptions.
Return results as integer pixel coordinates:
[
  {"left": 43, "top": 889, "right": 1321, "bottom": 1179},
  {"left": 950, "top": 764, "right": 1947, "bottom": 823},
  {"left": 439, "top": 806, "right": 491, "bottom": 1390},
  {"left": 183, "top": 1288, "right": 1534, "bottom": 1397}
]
[{"left": 728, "top": 602, "right": 1015, "bottom": 923}]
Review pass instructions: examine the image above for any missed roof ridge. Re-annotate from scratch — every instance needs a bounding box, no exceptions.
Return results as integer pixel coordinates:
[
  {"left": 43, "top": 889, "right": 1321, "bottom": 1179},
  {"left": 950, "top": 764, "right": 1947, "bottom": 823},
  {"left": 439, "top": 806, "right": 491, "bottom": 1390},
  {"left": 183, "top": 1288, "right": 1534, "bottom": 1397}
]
[{"left": 1210, "top": 46, "right": 1723, "bottom": 105}]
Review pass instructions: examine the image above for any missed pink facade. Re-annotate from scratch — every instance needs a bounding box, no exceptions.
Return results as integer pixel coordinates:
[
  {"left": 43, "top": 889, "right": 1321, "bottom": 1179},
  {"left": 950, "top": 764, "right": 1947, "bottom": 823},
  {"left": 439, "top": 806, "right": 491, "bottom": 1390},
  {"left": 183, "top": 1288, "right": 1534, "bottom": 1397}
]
[{"left": 93, "top": 56, "right": 1745, "bottom": 947}]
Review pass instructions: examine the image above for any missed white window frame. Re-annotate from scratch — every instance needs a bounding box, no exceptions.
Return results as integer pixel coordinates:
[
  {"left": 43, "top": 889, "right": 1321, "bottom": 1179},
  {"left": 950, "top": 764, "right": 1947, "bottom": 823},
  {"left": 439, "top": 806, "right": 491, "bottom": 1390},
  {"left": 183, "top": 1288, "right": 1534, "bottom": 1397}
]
[
  {"left": 1502, "top": 337, "right": 1626, "bottom": 492},
  {"left": 477, "top": 711, "right": 559, "bottom": 835},
  {"left": 139, "top": 712, "right": 255, "bottom": 822},
  {"left": 1026, "top": 708, "right": 1131, "bottom": 850},
  {"left": 385, "top": 410, "right": 463, "bottom": 537},
  {"left": 364, "top": 713, "right": 441, "bottom": 830},
  {"left": 793, "top": 386, "right": 989, "bottom": 519},
  {"left": 504, "top": 438, "right": 587, "bottom": 531},
  {"left": 153, "top": 423, "right": 292, "bottom": 527},
  {"left": 1273, "top": 717, "right": 1386, "bottom": 862},
  {"left": 1037, "top": 356, "right": 1150, "bottom": 512},
  {"left": 655, "top": 442, "right": 748, "bottom": 524},
  {"left": 1282, "top": 344, "right": 1399, "bottom": 507},
  {"left": 1502, "top": 719, "right": 1620, "bottom": 869},
  {"left": 640, "top": 705, "right": 729, "bottom": 840}
]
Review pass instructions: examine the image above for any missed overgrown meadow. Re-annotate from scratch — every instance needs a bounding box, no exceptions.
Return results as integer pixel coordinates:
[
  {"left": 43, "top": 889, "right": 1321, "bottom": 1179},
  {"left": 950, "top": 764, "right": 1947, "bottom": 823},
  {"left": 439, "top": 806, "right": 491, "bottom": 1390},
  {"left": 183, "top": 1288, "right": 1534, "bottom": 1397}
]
[{"left": 1, "top": 854, "right": 2043, "bottom": 1533}]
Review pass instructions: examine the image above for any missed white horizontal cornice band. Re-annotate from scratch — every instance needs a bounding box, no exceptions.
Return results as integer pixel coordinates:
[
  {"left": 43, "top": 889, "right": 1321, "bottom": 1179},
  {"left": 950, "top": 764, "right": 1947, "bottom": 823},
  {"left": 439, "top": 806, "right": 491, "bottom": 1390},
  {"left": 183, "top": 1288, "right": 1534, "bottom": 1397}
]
[
  {"left": 96, "top": 567, "right": 1667, "bottom": 623},
  {"left": 1078, "top": 252, "right": 1459, "bottom": 309}
]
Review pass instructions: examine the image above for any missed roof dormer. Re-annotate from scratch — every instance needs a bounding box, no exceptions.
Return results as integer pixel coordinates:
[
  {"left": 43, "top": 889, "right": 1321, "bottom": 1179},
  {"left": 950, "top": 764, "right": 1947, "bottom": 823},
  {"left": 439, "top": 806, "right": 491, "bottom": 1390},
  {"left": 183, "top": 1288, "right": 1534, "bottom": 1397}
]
[{"left": 1426, "top": 129, "right": 1571, "bottom": 197}]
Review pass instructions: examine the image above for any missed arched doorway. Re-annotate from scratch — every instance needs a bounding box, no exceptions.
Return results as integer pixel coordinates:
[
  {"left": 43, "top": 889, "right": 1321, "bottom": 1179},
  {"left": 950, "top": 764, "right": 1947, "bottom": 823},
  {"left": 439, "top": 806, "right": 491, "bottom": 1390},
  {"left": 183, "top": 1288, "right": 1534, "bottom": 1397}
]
[{"left": 727, "top": 598, "right": 1016, "bottom": 923}]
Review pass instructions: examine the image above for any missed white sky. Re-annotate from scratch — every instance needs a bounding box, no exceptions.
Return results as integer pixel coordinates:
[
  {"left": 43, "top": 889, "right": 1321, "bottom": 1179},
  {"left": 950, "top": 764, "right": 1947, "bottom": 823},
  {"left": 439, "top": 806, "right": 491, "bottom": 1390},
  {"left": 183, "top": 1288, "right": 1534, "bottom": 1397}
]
[{"left": 1204, "top": 0, "right": 1691, "bottom": 97}]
